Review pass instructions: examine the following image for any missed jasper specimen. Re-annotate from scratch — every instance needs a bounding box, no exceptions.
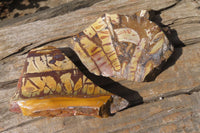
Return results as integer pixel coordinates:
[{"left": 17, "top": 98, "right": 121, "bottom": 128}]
[
  {"left": 72, "top": 10, "right": 173, "bottom": 81},
  {"left": 10, "top": 46, "right": 113, "bottom": 117},
  {"left": 10, "top": 10, "right": 174, "bottom": 118}
]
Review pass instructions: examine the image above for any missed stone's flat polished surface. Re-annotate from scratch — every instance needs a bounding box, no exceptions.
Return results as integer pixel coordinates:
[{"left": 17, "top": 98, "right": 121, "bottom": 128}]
[
  {"left": 10, "top": 46, "right": 113, "bottom": 117},
  {"left": 72, "top": 10, "right": 173, "bottom": 82}
]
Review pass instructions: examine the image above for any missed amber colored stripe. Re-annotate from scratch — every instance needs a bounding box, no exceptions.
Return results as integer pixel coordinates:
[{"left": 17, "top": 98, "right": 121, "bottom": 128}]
[{"left": 17, "top": 96, "right": 111, "bottom": 116}]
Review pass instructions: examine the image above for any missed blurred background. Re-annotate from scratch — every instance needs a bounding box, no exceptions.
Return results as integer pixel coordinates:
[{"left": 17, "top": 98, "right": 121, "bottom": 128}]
[{"left": 0, "top": 0, "right": 71, "bottom": 20}]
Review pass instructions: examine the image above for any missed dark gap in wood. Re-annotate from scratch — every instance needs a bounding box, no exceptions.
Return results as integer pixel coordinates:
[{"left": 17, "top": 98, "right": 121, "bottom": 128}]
[
  {"left": 144, "top": 85, "right": 200, "bottom": 104},
  {"left": 0, "top": 79, "right": 18, "bottom": 90},
  {"left": 25, "top": 36, "right": 73, "bottom": 55},
  {"left": 0, "top": 43, "right": 33, "bottom": 61},
  {"left": 167, "top": 16, "right": 200, "bottom": 26},
  {"left": 1, "top": 36, "right": 72, "bottom": 61}
]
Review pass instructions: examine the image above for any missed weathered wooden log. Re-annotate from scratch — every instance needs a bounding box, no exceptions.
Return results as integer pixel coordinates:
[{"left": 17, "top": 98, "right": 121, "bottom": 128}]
[{"left": 0, "top": 0, "right": 200, "bottom": 132}]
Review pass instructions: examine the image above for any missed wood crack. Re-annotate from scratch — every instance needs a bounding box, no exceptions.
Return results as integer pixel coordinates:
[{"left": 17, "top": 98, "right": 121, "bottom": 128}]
[
  {"left": 150, "top": 0, "right": 182, "bottom": 15},
  {"left": 144, "top": 85, "right": 200, "bottom": 103},
  {"left": 0, "top": 36, "right": 73, "bottom": 61},
  {"left": 159, "top": 0, "right": 182, "bottom": 12},
  {"left": 167, "top": 16, "right": 200, "bottom": 26},
  {"left": 183, "top": 37, "right": 200, "bottom": 45},
  {"left": 0, "top": 43, "right": 33, "bottom": 61},
  {"left": 0, "top": 79, "right": 18, "bottom": 90}
]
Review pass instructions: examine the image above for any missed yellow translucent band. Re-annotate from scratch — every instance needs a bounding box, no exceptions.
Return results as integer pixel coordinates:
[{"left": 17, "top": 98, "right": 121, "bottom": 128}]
[{"left": 17, "top": 96, "right": 111, "bottom": 116}]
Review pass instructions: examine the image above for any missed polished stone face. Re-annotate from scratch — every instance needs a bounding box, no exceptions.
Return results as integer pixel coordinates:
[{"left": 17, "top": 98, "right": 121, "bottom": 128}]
[
  {"left": 10, "top": 46, "right": 112, "bottom": 117},
  {"left": 72, "top": 10, "right": 173, "bottom": 81},
  {"left": 19, "top": 46, "right": 110, "bottom": 98}
]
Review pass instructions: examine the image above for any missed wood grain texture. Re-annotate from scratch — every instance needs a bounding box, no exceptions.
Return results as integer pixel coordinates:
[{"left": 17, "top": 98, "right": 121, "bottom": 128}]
[
  {"left": 0, "top": 0, "right": 200, "bottom": 132},
  {"left": 0, "top": 0, "right": 199, "bottom": 60}
]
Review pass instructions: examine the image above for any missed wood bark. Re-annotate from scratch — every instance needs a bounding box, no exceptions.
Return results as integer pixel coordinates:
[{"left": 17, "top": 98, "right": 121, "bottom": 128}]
[{"left": 0, "top": 0, "right": 200, "bottom": 132}]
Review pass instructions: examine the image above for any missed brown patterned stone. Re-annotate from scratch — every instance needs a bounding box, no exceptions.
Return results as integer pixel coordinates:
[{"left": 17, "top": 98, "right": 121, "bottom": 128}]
[
  {"left": 10, "top": 46, "right": 113, "bottom": 117},
  {"left": 71, "top": 10, "right": 173, "bottom": 81}
]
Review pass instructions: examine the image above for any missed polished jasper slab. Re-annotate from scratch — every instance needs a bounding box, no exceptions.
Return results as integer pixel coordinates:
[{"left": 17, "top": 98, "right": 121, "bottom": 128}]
[
  {"left": 71, "top": 10, "right": 173, "bottom": 81},
  {"left": 10, "top": 46, "right": 113, "bottom": 117}
]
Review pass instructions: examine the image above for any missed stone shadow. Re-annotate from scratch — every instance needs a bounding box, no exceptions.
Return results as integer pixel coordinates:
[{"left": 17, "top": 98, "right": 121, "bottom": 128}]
[{"left": 60, "top": 47, "right": 144, "bottom": 114}]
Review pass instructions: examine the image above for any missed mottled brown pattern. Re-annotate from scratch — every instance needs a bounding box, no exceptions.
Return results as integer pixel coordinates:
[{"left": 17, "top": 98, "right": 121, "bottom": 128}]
[{"left": 72, "top": 10, "right": 173, "bottom": 81}]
